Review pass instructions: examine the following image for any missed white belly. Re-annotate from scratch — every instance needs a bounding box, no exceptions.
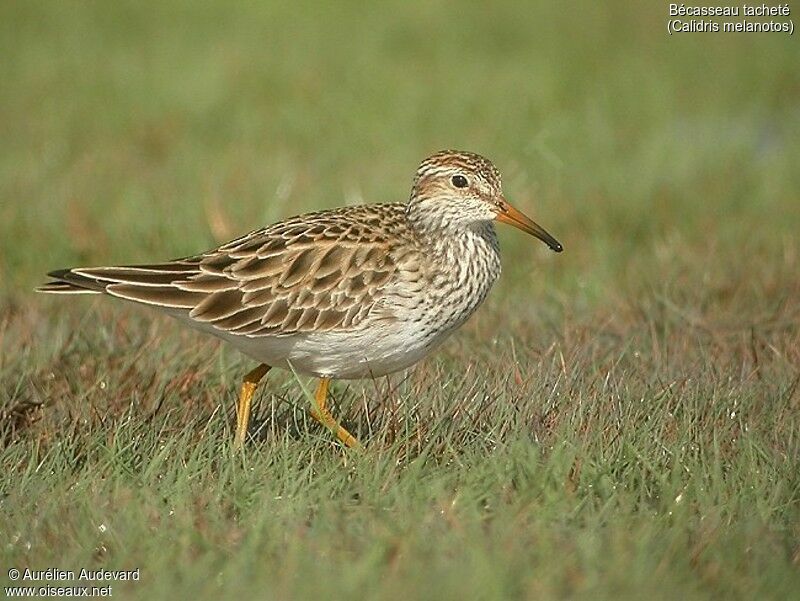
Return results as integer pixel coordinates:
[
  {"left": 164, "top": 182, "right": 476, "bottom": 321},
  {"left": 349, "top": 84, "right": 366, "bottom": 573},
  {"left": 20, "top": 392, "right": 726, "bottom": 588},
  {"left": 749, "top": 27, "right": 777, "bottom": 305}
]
[{"left": 219, "top": 319, "right": 453, "bottom": 379}]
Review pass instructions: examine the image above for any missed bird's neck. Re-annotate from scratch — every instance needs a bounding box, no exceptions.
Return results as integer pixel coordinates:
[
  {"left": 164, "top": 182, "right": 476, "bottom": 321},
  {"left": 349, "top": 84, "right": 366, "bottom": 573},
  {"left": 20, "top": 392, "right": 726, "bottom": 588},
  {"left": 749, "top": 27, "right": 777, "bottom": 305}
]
[
  {"left": 407, "top": 197, "right": 491, "bottom": 241},
  {"left": 406, "top": 197, "right": 459, "bottom": 237},
  {"left": 404, "top": 199, "right": 502, "bottom": 331},
  {"left": 406, "top": 199, "right": 500, "bottom": 271}
]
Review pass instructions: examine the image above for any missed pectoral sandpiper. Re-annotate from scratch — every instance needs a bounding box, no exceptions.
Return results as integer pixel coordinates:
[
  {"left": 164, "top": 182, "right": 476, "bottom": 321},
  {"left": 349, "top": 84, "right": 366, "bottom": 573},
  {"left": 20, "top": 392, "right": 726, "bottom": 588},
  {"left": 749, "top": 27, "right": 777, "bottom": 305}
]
[{"left": 39, "top": 150, "right": 562, "bottom": 448}]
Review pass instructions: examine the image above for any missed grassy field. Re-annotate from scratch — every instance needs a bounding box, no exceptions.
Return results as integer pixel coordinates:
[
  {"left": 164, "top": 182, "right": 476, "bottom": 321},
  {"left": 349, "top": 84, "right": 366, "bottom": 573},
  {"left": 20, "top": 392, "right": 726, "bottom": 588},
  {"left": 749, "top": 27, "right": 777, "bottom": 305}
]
[{"left": 2, "top": 2, "right": 799, "bottom": 599}]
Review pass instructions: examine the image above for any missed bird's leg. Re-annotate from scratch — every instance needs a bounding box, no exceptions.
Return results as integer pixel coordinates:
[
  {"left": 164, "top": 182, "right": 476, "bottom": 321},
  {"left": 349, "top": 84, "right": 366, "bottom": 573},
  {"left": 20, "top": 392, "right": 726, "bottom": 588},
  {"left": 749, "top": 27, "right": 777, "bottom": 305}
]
[
  {"left": 234, "top": 363, "right": 271, "bottom": 448},
  {"left": 310, "top": 377, "right": 362, "bottom": 449}
]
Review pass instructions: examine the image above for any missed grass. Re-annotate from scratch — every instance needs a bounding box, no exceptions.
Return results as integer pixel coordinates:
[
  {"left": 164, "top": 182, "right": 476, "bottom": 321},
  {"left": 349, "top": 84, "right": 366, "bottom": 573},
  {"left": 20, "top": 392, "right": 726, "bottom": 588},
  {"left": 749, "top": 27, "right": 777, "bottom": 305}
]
[{"left": 1, "top": 1, "right": 799, "bottom": 599}]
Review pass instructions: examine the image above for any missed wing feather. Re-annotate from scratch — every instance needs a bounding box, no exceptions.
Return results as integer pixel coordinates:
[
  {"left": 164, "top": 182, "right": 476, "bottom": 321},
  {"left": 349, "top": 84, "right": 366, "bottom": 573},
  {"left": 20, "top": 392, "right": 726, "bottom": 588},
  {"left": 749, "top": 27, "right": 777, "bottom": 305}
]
[{"left": 39, "top": 204, "right": 412, "bottom": 336}]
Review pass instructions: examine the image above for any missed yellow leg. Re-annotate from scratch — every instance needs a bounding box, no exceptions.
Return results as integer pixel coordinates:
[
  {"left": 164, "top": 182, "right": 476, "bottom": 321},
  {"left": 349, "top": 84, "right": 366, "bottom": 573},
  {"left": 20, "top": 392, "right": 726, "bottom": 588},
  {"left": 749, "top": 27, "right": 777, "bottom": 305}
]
[
  {"left": 310, "top": 377, "right": 362, "bottom": 448},
  {"left": 234, "top": 363, "right": 271, "bottom": 448}
]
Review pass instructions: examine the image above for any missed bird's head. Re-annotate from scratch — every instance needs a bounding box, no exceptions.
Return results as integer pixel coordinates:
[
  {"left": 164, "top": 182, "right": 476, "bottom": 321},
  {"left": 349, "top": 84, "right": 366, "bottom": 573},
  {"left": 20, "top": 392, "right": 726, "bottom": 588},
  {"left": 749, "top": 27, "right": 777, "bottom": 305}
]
[{"left": 408, "top": 150, "right": 562, "bottom": 252}]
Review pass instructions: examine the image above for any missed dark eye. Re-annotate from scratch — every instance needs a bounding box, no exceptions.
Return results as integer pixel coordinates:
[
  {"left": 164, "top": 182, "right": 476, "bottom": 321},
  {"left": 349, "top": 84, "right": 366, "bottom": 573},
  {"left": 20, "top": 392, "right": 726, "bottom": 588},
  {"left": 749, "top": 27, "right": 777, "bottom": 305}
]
[{"left": 451, "top": 175, "right": 468, "bottom": 188}]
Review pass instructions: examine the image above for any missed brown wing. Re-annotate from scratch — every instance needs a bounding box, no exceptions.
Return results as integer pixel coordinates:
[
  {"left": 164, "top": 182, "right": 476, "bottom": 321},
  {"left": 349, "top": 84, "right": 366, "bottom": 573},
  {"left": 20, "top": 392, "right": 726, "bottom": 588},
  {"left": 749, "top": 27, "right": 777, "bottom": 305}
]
[{"left": 39, "top": 205, "right": 408, "bottom": 336}]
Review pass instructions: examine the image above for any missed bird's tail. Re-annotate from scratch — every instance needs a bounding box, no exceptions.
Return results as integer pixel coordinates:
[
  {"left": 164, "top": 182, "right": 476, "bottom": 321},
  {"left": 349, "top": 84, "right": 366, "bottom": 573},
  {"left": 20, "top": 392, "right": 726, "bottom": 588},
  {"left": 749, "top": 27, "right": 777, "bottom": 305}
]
[
  {"left": 37, "top": 269, "right": 106, "bottom": 295},
  {"left": 37, "top": 262, "right": 206, "bottom": 310}
]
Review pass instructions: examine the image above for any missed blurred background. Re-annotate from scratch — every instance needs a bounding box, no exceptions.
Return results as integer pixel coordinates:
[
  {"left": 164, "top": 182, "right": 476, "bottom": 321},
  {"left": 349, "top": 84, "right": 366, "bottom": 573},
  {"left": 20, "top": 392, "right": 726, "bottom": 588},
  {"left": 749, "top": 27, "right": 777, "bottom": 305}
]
[{"left": 2, "top": 1, "right": 797, "bottom": 308}]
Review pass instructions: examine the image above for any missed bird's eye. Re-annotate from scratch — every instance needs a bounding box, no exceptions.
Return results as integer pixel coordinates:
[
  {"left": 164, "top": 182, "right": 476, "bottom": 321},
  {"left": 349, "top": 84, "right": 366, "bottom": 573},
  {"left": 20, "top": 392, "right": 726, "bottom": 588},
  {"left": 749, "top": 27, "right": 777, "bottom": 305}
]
[{"left": 451, "top": 175, "right": 468, "bottom": 188}]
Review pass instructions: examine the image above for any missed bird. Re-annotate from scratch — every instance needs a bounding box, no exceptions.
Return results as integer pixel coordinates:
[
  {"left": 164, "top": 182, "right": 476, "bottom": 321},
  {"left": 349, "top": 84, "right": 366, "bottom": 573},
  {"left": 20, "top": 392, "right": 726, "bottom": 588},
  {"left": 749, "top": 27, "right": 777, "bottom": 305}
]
[{"left": 38, "top": 150, "right": 562, "bottom": 449}]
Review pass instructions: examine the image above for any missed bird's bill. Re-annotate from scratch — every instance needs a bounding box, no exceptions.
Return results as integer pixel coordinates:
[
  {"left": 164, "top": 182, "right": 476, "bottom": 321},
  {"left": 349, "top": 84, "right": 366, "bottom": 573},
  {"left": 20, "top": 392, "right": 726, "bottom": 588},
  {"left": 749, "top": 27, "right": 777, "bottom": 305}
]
[{"left": 495, "top": 198, "right": 563, "bottom": 252}]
